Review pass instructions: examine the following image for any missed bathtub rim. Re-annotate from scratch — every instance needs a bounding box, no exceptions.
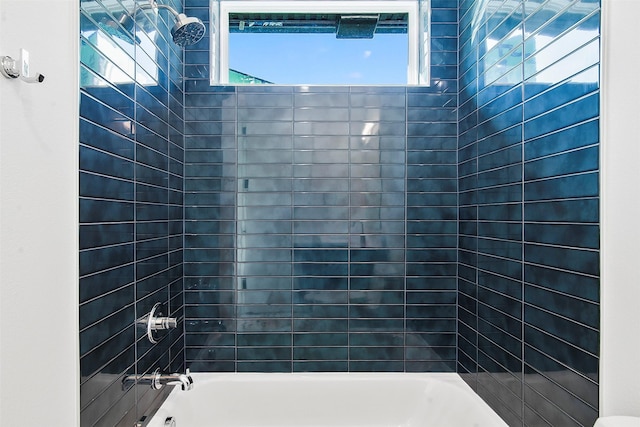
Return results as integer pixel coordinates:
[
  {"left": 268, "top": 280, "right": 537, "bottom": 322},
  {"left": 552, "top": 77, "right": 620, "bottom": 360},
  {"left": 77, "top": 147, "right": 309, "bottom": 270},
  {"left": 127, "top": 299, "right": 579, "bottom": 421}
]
[{"left": 144, "top": 372, "right": 507, "bottom": 427}]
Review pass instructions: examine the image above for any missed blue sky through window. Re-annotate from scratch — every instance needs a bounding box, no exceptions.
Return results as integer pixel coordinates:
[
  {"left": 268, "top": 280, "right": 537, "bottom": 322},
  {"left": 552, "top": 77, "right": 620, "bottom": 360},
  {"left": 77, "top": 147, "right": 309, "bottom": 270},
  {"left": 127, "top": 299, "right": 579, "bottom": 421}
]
[{"left": 228, "top": 32, "right": 408, "bottom": 85}]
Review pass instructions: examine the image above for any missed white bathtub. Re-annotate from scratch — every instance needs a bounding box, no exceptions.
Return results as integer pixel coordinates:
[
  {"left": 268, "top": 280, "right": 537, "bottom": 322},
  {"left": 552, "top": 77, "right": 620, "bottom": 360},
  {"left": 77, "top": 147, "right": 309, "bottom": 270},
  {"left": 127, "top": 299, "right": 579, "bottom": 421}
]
[{"left": 146, "top": 373, "right": 507, "bottom": 427}]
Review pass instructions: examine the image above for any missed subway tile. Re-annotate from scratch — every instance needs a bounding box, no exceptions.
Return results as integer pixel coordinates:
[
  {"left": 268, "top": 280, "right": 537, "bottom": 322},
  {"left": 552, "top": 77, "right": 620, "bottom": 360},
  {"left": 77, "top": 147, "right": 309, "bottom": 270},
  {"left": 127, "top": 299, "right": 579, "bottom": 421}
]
[
  {"left": 406, "top": 262, "right": 457, "bottom": 278},
  {"left": 525, "top": 243, "right": 599, "bottom": 276},
  {"left": 524, "top": 93, "right": 599, "bottom": 141},
  {"left": 294, "top": 93, "right": 349, "bottom": 107},
  {"left": 237, "top": 93, "right": 292, "bottom": 108},
  {"left": 478, "top": 271, "right": 521, "bottom": 300},
  {"left": 524, "top": 77, "right": 598, "bottom": 122},
  {"left": 458, "top": 10, "right": 599, "bottom": 425},
  {"left": 408, "top": 136, "right": 457, "bottom": 151},
  {"left": 186, "top": 92, "right": 236, "bottom": 108},
  {"left": 477, "top": 253, "right": 522, "bottom": 280},
  {"left": 294, "top": 347, "right": 348, "bottom": 361},
  {"left": 186, "top": 107, "right": 236, "bottom": 122},
  {"left": 524, "top": 172, "right": 598, "bottom": 201},
  {"left": 80, "top": 93, "right": 135, "bottom": 138},
  {"left": 80, "top": 304, "right": 134, "bottom": 357},
  {"left": 350, "top": 346, "right": 404, "bottom": 361},
  {"left": 236, "top": 361, "right": 292, "bottom": 372},
  {"left": 477, "top": 164, "right": 523, "bottom": 188},
  {"left": 81, "top": 1, "right": 185, "bottom": 418},
  {"left": 80, "top": 223, "right": 134, "bottom": 250},
  {"left": 524, "top": 0, "right": 599, "bottom": 39},
  {"left": 80, "top": 349, "right": 134, "bottom": 410},
  {"left": 293, "top": 361, "right": 349, "bottom": 372},
  {"left": 407, "top": 122, "right": 458, "bottom": 137},
  {"left": 480, "top": 332, "right": 520, "bottom": 377},
  {"left": 525, "top": 325, "right": 598, "bottom": 377},
  {"left": 80, "top": 264, "right": 135, "bottom": 304},
  {"left": 525, "top": 223, "right": 599, "bottom": 249},
  {"left": 524, "top": 146, "right": 598, "bottom": 181},
  {"left": 406, "top": 319, "right": 456, "bottom": 333},
  {"left": 525, "top": 344, "right": 598, "bottom": 410},
  {"left": 478, "top": 303, "right": 522, "bottom": 339},
  {"left": 293, "top": 318, "right": 348, "bottom": 333},
  {"left": 83, "top": 2, "right": 602, "bottom": 424},
  {"left": 478, "top": 105, "right": 524, "bottom": 140},
  {"left": 186, "top": 347, "right": 235, "bottom": 361},
  {"left": 474, "top": 183, "right": 505, "bottom": 216},
  {"left": 524, "top": 119, "right": 599, "bottom": 161},
  {"left": 524, "top": 263, "right": 599, "bottom": 303},
  {"left": 477, "top": 124, "right": 522, "bottom": 156},
  {"left": 524, "top": 381, "right": 597, "bottom": 427},
  {"left": 478, "top": 145, "right": 522, "bottom": 172},
  {"left": 478, "top": 221, "right": 522, "bottom": 241},
  {"left": 525, "top": 23, "right": 599, "bottom": 82},
  {"left": 524, "top": 198, "right": 598, "bottom": 223},
  {"left": 237, "top": 347, "right": 292, "bottom": 361},
  {"left": 525, "top": 304, "right": 598, "bottom": 355},
  {"left": 407, "top": 360, "right": 456, "bottom": 372},
  {"left": 80, "top": 118, "right": 134, "bottom": 160},
  {"left": 525, "top": 284, "right": 599, "bottom": 330},
  {"left": 350, "top": 93, "right": 406, "bottom": 108},
  {"left": 80, "top": 192, "right": 134, "bottom": 219},
  {"left": 80, "top": 244, "right": 134, "bottom": 277}
]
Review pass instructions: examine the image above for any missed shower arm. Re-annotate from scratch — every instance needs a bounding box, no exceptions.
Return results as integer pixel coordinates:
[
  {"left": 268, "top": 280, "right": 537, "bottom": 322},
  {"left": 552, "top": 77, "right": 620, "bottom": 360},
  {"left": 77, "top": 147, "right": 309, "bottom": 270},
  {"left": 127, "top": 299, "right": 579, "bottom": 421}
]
[
  {"left": 138, "top": 0, "right": 182, "bottom": 20},
  {"left": 154, "top": 4, "right": 182, "bottom": 20},
  {"left": 125, "top": 0, "right": 206, "bottom": 47}
]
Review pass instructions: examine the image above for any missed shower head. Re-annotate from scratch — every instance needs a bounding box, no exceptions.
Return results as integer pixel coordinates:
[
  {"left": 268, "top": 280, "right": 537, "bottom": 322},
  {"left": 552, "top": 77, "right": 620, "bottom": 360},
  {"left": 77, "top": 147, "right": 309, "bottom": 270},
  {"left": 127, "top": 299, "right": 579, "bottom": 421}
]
[
  {"left": 154, "top": 3, "right": 206, "bottom": 47},
  {"left": 170, "top": 13, "right": 207, "bottom": 47}
]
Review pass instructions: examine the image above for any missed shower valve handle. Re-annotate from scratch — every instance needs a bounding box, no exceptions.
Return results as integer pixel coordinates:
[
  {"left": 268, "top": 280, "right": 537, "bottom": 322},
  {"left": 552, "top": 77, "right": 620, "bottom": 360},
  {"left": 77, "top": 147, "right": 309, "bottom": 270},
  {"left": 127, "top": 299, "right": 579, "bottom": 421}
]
[
  {"left": 151, "top": 315, "right": 178, "bottom": 330},
  {"left": 141, "top": 303, "right": 178, "bottom": 343}
]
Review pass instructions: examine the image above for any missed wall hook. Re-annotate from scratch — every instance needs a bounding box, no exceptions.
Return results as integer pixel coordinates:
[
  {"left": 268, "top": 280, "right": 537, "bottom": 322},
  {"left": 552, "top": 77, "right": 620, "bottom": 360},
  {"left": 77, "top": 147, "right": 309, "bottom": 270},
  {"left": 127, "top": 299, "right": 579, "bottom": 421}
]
[{"left": 1, "top": 49, "right": 45, "bottom": 83}]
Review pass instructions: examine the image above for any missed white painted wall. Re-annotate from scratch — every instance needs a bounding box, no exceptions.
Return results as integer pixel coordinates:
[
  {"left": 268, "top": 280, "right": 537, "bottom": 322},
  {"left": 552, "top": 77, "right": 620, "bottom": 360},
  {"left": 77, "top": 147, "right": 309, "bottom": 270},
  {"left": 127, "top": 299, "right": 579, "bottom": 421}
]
[
  {"left": 0, "top": 0, "right": 79, "bottom": 426},
  {"left": 600, "top": 0, "right": 640, "bottom": 419}
]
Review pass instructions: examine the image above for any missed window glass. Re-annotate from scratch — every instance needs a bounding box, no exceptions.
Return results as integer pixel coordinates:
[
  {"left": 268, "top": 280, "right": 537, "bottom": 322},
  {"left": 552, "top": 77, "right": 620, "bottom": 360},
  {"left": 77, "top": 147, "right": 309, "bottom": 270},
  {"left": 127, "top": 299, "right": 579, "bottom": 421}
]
[
  {"left": 229, "top": 23, "right": 408, "bottom": 85},
  {"left": 213, "top": 1, "right": 428, "bottom": 85}
]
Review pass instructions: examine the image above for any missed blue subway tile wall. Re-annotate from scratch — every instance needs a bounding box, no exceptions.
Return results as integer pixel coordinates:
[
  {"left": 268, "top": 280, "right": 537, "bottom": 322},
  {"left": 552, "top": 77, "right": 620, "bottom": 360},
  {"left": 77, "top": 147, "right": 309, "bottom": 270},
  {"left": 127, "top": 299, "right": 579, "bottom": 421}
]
[
  {"left": 79, "top": 1, "right": 185, "bottom": 426},
  {"left": 183, "top": 0, "right": 459, "bottom": 372},
  {"left": 457, "top": 0, "right": 600, "bottom": 426},
  {"left": 78, "top": 0, "right": 602, "bottom": 424}
]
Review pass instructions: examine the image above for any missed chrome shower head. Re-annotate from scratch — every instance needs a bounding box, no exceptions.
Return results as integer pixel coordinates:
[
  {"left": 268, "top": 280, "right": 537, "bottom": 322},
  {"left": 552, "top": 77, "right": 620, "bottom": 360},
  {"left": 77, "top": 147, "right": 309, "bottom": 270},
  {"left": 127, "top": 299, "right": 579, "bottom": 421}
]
[
  {"left": 171, "top": 13, "right": 206, "bottom": 47},
  {"left": 88, "top": 1, "right": 205, "bottom": 47},
  {"left": 154, "top": 2, "right": 206, "bottom": 47}
]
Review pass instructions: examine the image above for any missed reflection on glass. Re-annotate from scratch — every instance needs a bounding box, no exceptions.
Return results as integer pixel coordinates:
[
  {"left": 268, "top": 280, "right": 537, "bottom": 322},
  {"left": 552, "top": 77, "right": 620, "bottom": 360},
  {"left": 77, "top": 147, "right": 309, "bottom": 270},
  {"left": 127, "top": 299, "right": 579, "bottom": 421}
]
[
  {"left": 477, "top": 10, "right": 599, "bottom": 87},
  {"left": 80, "top": 3, "right": 161, "bottom": 88}
]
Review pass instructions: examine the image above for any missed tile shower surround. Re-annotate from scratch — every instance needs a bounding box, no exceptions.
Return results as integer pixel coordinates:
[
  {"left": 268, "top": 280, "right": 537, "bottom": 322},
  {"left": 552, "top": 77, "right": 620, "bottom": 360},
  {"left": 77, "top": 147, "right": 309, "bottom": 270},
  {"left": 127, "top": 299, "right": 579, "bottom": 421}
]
[
  {"left": 77, "top": 0, "right": 601, "bottom": 426},
  {"left": 79, "top": 0, "right": 185, "bottom": 426},
  {"left": 182, "top": 0, "right": 460, "bottom": 373},
  {"left": 457, "top": 0, "right": 600, "bottom": 426},
  {"left": 183, "top": 85, "right": 459, "bottom": 373}
]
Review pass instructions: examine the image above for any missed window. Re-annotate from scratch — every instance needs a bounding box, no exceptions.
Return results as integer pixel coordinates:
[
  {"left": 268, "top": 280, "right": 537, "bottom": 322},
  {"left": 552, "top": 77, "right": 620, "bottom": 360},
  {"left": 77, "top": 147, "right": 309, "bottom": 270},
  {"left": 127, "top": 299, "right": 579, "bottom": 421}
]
[{"left": 210, "top": 1, "right": 430, "bottom": 85}]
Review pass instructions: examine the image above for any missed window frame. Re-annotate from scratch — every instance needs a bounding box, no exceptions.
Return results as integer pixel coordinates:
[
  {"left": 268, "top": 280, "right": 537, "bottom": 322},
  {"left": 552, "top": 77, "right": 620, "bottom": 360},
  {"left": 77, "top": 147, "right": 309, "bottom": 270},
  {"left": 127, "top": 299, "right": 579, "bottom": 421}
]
[{"left": 211, "top": 0, "right": 426, "bottom": 85}]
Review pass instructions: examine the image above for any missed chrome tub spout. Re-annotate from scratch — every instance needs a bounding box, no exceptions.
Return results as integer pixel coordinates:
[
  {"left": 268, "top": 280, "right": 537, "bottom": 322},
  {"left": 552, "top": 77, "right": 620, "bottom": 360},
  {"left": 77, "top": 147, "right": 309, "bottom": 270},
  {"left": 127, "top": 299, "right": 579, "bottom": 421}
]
[
  {"left": 157, "top": 369, "right": 194, "bottom": 391},
  {"left": 123, "top": 368, "right": 193, "bottom": 391}
]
